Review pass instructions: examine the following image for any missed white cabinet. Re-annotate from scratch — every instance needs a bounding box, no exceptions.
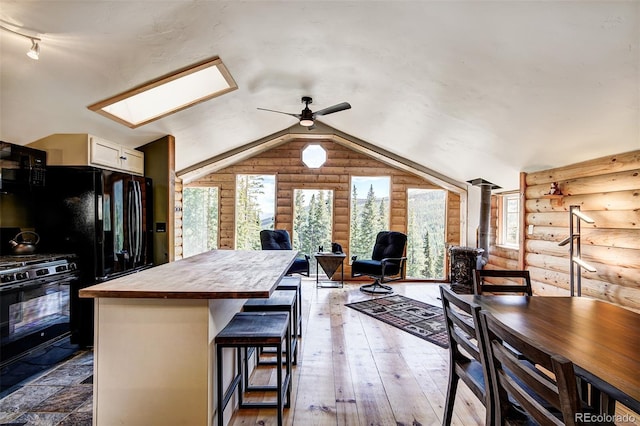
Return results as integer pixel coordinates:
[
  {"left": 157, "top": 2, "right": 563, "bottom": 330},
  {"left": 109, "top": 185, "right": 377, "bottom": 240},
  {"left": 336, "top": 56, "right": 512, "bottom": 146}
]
[
  {"left": 28, "top": 134, "right": 144, "bottom": 175},
  {"left": 90, "top": 137, "right": 144, "bottom": 174}
]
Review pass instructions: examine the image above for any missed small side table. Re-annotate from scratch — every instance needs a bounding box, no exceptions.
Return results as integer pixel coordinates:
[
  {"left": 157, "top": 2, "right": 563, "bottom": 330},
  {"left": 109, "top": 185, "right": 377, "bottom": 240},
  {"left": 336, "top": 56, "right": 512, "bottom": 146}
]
[{"left": 314, "top": 252, "right": 346, "bottom": 288}]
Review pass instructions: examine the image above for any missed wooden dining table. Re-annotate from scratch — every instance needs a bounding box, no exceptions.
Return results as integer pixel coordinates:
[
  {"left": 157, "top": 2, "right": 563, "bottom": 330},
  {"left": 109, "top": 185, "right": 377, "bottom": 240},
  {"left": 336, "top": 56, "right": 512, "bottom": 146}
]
[{"left": 458, "top": 295, "right": 640, "bottom": 414}]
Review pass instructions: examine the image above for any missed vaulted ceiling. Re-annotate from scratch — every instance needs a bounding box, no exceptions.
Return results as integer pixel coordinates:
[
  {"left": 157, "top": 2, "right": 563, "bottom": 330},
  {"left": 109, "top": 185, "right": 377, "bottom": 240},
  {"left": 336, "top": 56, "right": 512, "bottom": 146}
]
[{"left": 1, "top": 1, "right": 638, "bottom": 191}]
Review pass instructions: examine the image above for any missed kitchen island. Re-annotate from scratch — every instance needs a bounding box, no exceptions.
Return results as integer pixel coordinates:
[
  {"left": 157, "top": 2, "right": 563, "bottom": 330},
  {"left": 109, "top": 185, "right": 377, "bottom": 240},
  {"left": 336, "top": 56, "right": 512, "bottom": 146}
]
[{"left": 80, "top": 249, "right": 296, "bottom": 426}]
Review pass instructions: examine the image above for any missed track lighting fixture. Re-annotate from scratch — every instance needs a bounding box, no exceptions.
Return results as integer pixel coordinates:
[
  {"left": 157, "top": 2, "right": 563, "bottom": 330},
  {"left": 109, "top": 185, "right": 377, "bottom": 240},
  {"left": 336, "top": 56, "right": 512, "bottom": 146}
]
[
  {"left": 27, "top": 39, "right": 40, "bottom": 60},
  {"left": 0, "top": 24, "right": 41, "bottom": 60}
]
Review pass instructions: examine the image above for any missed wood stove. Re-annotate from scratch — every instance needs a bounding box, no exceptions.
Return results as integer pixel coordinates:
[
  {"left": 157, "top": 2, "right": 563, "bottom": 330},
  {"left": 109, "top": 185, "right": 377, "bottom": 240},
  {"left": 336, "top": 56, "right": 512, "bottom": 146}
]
[{"left": 448, "top": 246, "right": 484, "bottom": 294}]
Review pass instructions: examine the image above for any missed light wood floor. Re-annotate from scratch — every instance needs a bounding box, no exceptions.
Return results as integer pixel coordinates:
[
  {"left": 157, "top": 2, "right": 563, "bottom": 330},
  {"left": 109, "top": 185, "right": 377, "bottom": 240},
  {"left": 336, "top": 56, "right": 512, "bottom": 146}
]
[{"left": 229, "top": 280, "right": 486, "bottom": 426}]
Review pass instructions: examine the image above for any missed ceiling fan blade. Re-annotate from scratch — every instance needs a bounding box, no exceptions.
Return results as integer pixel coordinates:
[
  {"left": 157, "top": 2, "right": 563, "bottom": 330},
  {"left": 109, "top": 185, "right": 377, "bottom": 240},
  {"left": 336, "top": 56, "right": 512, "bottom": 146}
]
[
  {"left": 313, "top": 102, "right": 351, "bottom": 117},
  {"left": 257, "top": 107, "right": 301, "bottom": 119}
]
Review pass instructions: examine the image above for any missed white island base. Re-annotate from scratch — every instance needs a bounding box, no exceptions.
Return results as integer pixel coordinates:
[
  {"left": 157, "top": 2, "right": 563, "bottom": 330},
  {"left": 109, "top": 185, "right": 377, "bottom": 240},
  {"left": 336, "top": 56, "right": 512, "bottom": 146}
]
[{"left": 93, "top": 297, "right": 245, "bottom": 425}]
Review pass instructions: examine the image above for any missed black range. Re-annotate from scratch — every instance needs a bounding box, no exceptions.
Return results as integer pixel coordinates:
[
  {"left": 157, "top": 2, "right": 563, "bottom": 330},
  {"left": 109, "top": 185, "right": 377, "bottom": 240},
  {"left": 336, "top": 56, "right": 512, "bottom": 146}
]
[{"left": 0, "top": 253, "right": 80, "bottom": 367}]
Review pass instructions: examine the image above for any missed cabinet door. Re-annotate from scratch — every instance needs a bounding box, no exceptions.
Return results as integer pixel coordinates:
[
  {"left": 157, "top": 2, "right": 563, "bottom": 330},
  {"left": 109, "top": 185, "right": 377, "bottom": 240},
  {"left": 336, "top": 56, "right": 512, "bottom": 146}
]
[
  {"left": 120, "top": 148, "right": 144, "bottom": 175},
  {"left": 91, "top": 137, "right": 121, "bottom": 169}
]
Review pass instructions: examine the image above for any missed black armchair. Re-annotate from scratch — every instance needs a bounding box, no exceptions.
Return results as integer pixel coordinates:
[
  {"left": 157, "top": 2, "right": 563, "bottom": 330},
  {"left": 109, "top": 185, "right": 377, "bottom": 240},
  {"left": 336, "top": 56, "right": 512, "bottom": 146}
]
[
  {"left": 260, "top": 230, "right": 310, "bottom": 277},
  {"left": 351, "top": 231, "right": 407, "bottom": 294}
]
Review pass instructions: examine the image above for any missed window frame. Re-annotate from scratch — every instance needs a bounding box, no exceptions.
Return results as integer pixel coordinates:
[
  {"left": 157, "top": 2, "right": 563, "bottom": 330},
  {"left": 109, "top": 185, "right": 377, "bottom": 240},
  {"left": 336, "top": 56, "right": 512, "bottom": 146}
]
[
  {"left": 406, "top": 187, "right": 447, "bottom": 280},
  {"left": 234, "top": 174, "right": 276, "bottom": 250},
  {"left": 348, "top": 176, "right": 391, "bottom": 260},
  {"left": 497, "top": 192, "right": 520, "bottom": 249},
  {"left": 181, "top": 185, "right": 220, "bottom": 258},
  {"left": 292, "top": 188, "right": 335, "bottom": 273},
  {"left": 88, "top": 56, "right": 237, "bottom": 128}
]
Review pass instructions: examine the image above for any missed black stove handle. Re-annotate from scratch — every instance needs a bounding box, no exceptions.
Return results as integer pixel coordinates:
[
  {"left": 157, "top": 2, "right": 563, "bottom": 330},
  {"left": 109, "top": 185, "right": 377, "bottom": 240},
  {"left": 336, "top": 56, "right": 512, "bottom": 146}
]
[{"left": 0, "top": 273, "right": 80, "bottom": 293}]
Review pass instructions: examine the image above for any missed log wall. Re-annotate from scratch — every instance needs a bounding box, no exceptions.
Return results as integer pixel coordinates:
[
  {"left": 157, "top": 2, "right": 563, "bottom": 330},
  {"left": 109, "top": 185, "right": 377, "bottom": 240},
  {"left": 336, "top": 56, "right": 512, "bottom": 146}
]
[
  {"left": 174, "top": 178, "right": 183, "bottom": 259},
  {"left": 518, "top": 150, "right": 639, "bottom": 310},
  {"left": 176, "top": 138, "right": 463, "bottom": 277}
]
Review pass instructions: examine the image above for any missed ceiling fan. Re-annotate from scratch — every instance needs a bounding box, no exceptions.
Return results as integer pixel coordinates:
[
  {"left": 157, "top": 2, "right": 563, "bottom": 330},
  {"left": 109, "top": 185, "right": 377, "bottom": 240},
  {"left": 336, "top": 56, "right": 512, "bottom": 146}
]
[{"left": 258, "top": 96, "right": 351, "bottom": 129}]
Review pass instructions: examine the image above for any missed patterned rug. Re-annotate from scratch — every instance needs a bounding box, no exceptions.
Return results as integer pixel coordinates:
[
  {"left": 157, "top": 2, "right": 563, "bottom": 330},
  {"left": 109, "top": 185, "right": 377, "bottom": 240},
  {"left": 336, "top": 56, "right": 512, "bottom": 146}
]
[{"left": 346, "top": 294, "right": 449, "bottom": 348}]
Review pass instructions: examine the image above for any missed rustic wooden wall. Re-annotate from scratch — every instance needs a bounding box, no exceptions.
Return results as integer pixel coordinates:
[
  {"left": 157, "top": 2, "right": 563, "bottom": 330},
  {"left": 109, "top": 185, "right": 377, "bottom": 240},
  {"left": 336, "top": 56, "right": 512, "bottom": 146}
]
[
  {"left": 447, "top": 192, "right": 461, "bottom": 246},
  {"left": 486, "top": 150, "right": 639, "bottom": 311},
  {"left": 176, "top": 138, "right": 462, "bottom": 278},
  {"left": 174, "top": 178, "right": 184, "bottom": 259}
]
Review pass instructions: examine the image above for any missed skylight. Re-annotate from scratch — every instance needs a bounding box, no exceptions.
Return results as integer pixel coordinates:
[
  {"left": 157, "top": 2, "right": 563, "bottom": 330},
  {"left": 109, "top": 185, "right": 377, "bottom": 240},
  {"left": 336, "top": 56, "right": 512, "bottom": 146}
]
[{"left": 88, "top": 56, "right": 237, "bottom": 128}]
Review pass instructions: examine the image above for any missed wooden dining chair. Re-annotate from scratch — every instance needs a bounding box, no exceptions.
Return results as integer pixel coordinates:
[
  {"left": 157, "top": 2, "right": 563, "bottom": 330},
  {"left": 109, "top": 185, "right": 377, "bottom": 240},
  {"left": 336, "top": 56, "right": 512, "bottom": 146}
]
[
  {"left": 439, "top": 285, "right": 494, "bottom": 426},
  {"left": 476, "top": 310, "right": 613, "bottom": 426},
  {"left": 474, "top": 269, "right": 533, "bottom": 296}
]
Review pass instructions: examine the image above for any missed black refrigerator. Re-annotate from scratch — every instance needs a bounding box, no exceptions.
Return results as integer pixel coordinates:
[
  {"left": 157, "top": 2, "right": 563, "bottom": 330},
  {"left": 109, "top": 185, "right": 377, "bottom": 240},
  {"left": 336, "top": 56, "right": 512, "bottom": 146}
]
[{"left": 34, "top": 166, "right": 153, "bottom": 346}]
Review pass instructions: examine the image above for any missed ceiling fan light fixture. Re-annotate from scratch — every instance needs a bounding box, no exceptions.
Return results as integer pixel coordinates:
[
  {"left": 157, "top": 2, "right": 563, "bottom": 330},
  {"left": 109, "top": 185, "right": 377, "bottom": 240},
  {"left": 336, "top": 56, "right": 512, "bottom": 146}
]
[
  {"left": 258, "top": 96, "right": 351, "bottom": 127},
  {"left": 299, "top": 106, "right": 314, "bottom": 127},
  {"left": 27, "top": 39, "right": 40, "bottom": 60}
]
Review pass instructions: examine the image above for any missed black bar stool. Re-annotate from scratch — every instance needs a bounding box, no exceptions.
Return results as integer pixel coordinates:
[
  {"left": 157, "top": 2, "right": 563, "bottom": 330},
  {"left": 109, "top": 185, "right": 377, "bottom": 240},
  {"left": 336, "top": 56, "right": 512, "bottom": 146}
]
[
  {"left": 276, "top": 276, "right": 302, "bottom": 337},
  {"left": 243, "top": 289, "right": 298, "bottom": 365},
  {"left": 215, "top": 311, "right": 291, "bottom": 426}
]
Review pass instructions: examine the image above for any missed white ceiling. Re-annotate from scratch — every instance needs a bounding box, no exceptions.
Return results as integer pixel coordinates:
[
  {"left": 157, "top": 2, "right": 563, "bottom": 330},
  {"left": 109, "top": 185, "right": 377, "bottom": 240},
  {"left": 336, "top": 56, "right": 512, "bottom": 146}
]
[{"left": 1, "top": 1, "right": 638, "bottom": 190}]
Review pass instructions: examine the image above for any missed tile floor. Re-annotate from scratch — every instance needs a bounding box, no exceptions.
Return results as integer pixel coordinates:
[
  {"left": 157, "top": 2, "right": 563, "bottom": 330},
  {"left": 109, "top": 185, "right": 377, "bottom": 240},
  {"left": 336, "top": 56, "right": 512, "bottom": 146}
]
[
  {"left": 1, "top": 338, "right": 81, "bottom": 398},
  {"left": 0, "top": 350, "right": 93, "bottom": 426}
]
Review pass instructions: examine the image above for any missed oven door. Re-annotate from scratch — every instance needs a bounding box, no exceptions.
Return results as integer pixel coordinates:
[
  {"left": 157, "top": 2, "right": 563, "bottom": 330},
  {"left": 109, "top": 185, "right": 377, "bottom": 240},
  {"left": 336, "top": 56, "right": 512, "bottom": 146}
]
[{"left": 0, "top": 274, "right": 75, "bottom": 366}]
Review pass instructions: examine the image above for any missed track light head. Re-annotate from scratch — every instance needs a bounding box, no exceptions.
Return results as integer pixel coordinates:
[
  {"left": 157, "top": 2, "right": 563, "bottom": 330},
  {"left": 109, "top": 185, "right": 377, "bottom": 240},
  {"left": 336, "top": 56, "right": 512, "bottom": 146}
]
[
  {"left": 0, "top": 24, "right": 41, "bottom": 60},
  {"left": 27, "top": 39, "right": 40, "bottom": 60}
]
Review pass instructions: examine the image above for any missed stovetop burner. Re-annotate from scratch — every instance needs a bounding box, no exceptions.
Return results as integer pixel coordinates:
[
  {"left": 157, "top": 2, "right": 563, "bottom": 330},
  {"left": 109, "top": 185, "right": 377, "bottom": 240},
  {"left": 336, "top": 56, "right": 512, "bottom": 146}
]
[
  {"left": 0, "top": 254, "right": 79, "bottom": 286},
  {"left": 0, "top": 253, "right": 77, "bottom": 270}
]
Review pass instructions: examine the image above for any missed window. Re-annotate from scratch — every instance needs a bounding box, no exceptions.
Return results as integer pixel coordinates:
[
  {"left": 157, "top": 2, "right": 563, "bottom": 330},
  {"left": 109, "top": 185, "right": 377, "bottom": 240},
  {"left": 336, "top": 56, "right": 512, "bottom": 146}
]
[
  {"left": 499, "top": 192, "right": 520, "bottom": 248},
  {"left": 406, "top": 188, "right": 446, "bottom": 279},
  {"left": 235, "top": 174, "right": 275, "bottom": 250},
  {"left": 349, "top": 176, "right": 390, "bottom": 260},
  {"left": 301, "top": 144, "right": 327, "bottom": 168},
  {"left": 182, "top": 187, "right": 219, "bottom": 258},
  {"left": 89, "top": 56, "right": 237, "bottom": 128},
  {"left": 293, "top": 189, "right": 333, "bottom": 273}
]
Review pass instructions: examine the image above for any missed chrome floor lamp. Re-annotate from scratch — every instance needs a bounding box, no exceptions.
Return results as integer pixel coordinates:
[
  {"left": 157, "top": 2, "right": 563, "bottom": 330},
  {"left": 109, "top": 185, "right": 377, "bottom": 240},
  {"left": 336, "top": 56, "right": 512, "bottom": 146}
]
[{"left": 558, "top": 205, "right": 597, "bottom": 297}]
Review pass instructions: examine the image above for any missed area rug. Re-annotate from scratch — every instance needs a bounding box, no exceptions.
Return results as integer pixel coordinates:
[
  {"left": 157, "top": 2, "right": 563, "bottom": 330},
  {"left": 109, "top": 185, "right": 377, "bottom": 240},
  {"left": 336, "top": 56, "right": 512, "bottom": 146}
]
[{"left": 346, "top": 294, "right": 449, "bottom": 348}]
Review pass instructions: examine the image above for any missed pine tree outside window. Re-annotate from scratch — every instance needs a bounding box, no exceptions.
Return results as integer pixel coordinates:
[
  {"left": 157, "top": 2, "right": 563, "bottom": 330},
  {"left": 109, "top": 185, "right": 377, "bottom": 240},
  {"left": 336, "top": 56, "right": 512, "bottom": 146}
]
[
  {"left": 349, "top": 177, "right": 390, "bottom": 261},
  {"left": 235, "top": 174, "right": 275, "bottom": 250},
  {"left": 292, "top": 189, "right": 333, "bottom": 274},
  {"left": 406, "top": 188, "right": 446, "bottom": 279},
  {"left": 182, "top": 187, "right": 219, "bottom": 258}
]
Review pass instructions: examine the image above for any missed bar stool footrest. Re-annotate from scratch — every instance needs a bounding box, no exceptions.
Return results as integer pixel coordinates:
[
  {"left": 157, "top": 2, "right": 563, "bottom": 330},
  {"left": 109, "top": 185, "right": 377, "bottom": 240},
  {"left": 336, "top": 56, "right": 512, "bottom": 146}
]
[{"left": 242, "top": 375, "right": 291, "bottom": 408}]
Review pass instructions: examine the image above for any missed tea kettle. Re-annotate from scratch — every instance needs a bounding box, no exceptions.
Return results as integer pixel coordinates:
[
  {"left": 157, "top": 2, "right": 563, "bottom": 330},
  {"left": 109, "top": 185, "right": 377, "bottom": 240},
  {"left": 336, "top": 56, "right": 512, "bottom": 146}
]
[{"left": 8, "top": 231, "right": 40, "bottom": 255}]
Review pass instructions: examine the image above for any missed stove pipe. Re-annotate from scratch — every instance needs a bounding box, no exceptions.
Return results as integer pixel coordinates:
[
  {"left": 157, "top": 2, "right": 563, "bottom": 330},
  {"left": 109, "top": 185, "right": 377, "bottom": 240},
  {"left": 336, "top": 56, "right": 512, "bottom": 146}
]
[{"left": 467, "top": 178, "right": 501, "bottom": 263}]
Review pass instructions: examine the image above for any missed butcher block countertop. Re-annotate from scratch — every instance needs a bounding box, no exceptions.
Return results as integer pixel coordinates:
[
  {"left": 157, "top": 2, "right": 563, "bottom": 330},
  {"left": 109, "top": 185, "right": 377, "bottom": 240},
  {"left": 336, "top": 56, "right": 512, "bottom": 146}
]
[{"left": 79, "top": 250, "right": 297, "bottom": 299}]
